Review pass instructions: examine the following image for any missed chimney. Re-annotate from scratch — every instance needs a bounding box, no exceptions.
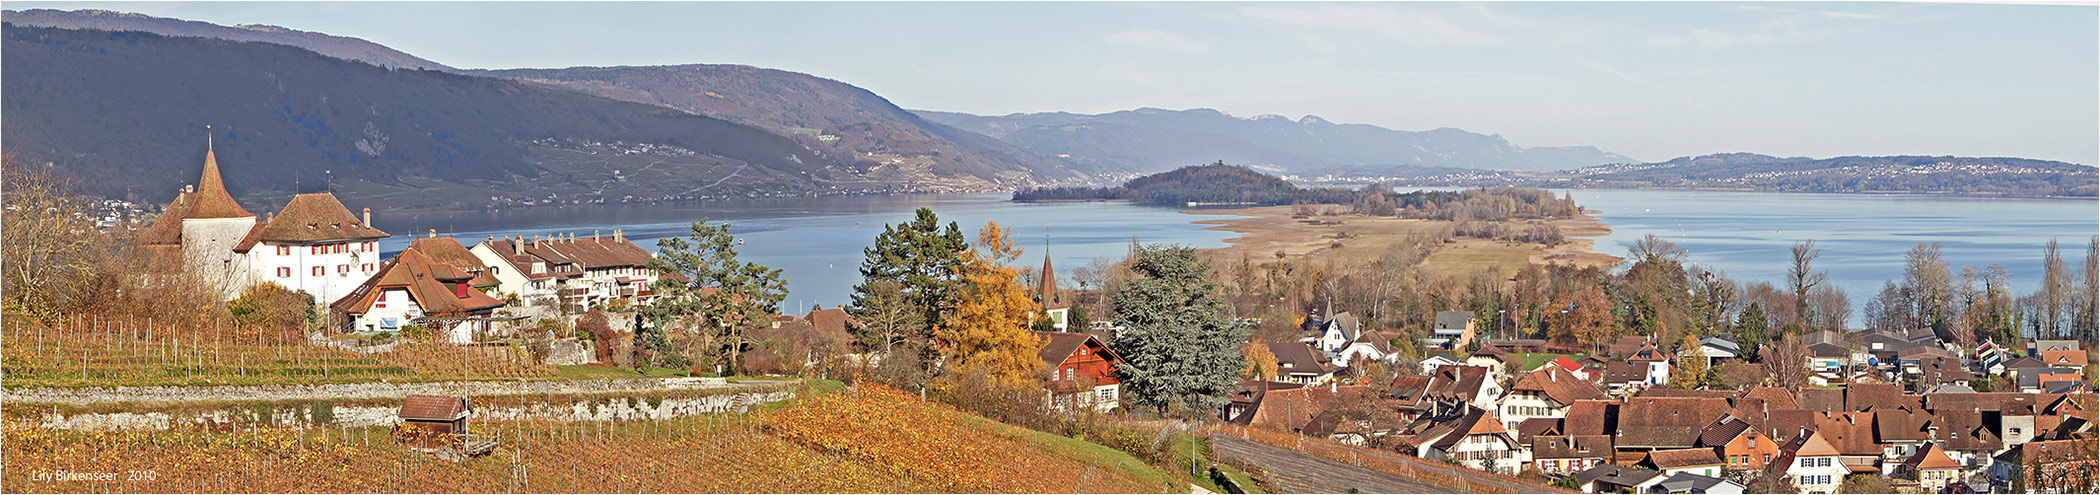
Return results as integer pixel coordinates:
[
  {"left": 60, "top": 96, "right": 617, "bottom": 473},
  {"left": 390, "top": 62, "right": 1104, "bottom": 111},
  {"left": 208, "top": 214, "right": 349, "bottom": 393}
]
[
  {"left": 594, "top": 229, "right": 600, "bottom": 240},
  {"left": 362, "top": 207, "right": 371, "bottom": 228},
  {"left": 513, "top": 236, "right": 523, "bottom": 255},
  {"left": 614, "top": 228, "right": 624, "bottom": 242},
  {"left": 429, "top": 229, "right": 437, "bottom": 238}
]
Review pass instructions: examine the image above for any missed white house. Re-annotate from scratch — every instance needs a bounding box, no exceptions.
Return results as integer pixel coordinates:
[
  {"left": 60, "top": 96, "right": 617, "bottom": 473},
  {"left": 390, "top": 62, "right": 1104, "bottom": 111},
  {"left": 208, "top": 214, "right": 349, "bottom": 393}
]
[
  {"left": 1315, "top": 312, "right": 1361, "bottom": 356},
  {"left": 1769, "top": 431, "right": 1848, "bottom": 494},
  {"left": 330, "top": 248, "right": 505, "bottom": 342},
  {"left": 1334, "top": 330, "right": 1404, "bottom": 369},
  {"left": 240, "top": 193, "right": 389, "bottom": 307},
  {"left": 471, "top": 231, "right": 657, "bottom": 310},
  {"left": 1407, "top": 407, "right": 1528, "bottom": 475},
  {"left": 1419, "top": 353, "right": 1463, "bottom": 375},
  {"left": 1497, "top": 365, "right": 1607, "bottom": 430}
]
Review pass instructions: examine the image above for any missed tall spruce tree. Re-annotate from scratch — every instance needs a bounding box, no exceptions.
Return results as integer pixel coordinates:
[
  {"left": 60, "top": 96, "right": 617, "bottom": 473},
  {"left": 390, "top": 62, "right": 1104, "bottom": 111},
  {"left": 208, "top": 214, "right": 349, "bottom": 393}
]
[
  {"left": 850, "top": 208, "right": 968, "bottom": 351},
  {"left": 1110, "top": 245, "right": 1247, "bottom": 417},
  {"left": 644, "top": 219, "right": 788, "bottom": 373}
]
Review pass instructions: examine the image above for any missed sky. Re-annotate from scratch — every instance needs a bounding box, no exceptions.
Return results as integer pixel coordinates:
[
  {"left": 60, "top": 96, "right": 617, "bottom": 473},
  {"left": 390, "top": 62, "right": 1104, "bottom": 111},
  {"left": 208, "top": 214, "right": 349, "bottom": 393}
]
[{"left": 13, "top": 1, "right": 2097, "bottom": 165}]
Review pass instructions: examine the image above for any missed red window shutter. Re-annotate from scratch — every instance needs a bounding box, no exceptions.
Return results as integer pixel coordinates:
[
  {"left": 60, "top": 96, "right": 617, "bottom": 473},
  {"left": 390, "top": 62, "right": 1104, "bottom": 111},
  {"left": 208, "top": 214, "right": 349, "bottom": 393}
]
[
  {"left": 277, "top": 267, "right": 290, "bottom": 277},
  {"left": 338, "top": 264, "right": 349, "bottom": 274},
  {"left": 456, "top": 283, "right": 470, "bottom": 298},
  {"left": 313, "top": 266, "right": 323, "bottom": 276}
]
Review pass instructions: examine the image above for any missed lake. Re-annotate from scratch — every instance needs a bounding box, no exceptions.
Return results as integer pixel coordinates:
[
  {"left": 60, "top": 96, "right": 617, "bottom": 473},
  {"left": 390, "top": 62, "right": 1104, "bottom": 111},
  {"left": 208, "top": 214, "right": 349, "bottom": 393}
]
[
  {"left": 374, "top": 195, "right": 1251, "bottom": 313},
  {"left": 375, "top": 190, "right": 2098, "bottom": 320},
  {"left": 1572, "top": 189, "right": 2098, "bottom": 321}
]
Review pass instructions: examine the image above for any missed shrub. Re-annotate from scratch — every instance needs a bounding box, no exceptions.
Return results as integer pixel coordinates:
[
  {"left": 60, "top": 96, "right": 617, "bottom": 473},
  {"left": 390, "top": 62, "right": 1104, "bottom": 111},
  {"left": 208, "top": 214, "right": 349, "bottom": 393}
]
[{"left": 577, "top": 311, "right": 620, "bottom": 364}]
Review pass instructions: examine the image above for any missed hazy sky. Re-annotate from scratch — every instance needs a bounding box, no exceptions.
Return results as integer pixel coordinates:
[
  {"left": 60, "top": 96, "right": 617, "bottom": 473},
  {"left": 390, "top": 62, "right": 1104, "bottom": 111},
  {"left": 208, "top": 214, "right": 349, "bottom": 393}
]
[{"left": 16, "top": 1, "right": 2098, "bottom": 164}]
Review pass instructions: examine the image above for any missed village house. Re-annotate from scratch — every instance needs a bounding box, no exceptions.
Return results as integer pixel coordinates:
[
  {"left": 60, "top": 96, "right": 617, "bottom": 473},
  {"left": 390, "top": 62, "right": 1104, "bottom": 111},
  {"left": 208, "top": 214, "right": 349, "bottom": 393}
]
[
  {"left": 330, "top": 248, "right": 506, "bottom": 341},
  {"left": 1896, "top": 442, "right": 1964, "bottom": 492},
  {"left": 1530, "top": 434, "right": 1612, "bottom": 476},
  {"left": 1398, "top": 406, "right": 1527, "bottom": 475},
  {"left": 1315, "top": 311, "right": 1361, "bottom": 357},
  {"left": 1639, "top": 448, "right": 1726, "bottom": 478},
  {"left": 1697, "top": 336, "right": 1740, "bottom": 367},
  {"left": 1223, "top": 380, "right": 1304, "bottom": 423},
  {"left": 1034, "top": 331, "right": 1122, "bottom": 412},
  {"left": 1423, "top": 364, "right": 1501, "bottom": 415},
  {"left": 1769, "top": 430, "right": 1849, "bottom": 494},
  {"left": 1987, "top": 438, "right": 2099, "bottom": 493},
  {"left": 1699, "top": 416, "right": 1779, "bottom": 473},
  {"left": 1424, "top": 310, "right": 1476, "bottom": 351},
  {"left": 1418, "top": 352, "right": 1463, "bottom": 375},
  {"left": 1543, "top": 355, "right": 1593, "bottom": 380},
  {"left": 1616, "top": 397, "right": 1733, "bottom": 452},
  {"left": 1269, "top": 342, "right": 1338, "bottom": 386},
  {"left": 1387, "top": 374, "right": 1435, "bottom": 422},
  {"left": 1334, "top": 330, "right": 1406, "bottom": 368},
  {"left": 470, "top": 230, "right": 657, "bottom": 310},
  {"left": 1466, "top": 345, "right": 1514, "bottom": 385},
  {"left": 1497, "top": 364, "right": 1606, "bottom": 430}
]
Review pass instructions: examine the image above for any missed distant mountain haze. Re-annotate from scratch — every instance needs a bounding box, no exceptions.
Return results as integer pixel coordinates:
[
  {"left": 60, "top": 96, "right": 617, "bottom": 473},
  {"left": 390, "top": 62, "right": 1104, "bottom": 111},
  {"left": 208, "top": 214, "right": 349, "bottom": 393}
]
[
  {"left": 914, "top": 107, "right": 1640, "bottom": 174},
  {"left": 470, "top": 65, "right": 1090, "bottom": 189}
]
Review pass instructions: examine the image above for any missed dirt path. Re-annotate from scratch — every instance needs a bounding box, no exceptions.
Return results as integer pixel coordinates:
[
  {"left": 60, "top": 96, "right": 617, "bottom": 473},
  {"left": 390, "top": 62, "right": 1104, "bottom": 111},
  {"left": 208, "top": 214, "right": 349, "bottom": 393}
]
[{"left": 1210, "top": 435, "right": 1457, "bottom": 494}]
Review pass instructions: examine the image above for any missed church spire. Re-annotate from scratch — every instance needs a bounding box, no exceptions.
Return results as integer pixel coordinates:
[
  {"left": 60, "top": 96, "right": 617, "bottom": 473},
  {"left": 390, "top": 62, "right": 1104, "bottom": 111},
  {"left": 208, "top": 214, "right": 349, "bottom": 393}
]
[
  {"left": 1038, "top": 234, "right": 1059, "bottom": 308},
  {"left": 188, "top": 128, "right": 255, "bottom": 219}
]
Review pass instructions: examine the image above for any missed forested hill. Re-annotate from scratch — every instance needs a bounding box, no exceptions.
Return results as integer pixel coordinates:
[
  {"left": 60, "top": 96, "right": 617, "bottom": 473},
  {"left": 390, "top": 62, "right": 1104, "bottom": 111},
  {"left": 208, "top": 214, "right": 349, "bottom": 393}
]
[
  {"left": 2, "top": 24, "right": 825, "bottom": 204},
  {"left": 1566, "top": 154, "right": 2099, "bottom": 197},
  {"left": 474, "top": 65, "right": 1087, "bottom": 189},
  {"left": 3, "top": 9, "right": 454, "bottom": 71}
]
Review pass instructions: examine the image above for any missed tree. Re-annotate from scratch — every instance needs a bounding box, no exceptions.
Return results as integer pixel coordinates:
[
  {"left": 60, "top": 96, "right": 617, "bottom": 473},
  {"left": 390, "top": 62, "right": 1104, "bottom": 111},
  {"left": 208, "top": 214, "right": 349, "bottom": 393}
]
[
  {"left": 1244, "top": 340, "right": 1279, "bottom": 381},
  {"left": 644, "top": 219, "right": 788, "bottom": 374},
  {"left": 1903, "top": 243, "right": 1954, "bottom": 334},
  {"left": 933, "top": 221, "right": 1046, "bottom": 389},
  {"left": 1766, "top": 332, "right": 1810, "bottom": 391},
  {"left": 1111, "top": 245, "right": 1248, "bottom": 417},
  {"left": 1837, "top": 474, "right": 1890, "bottom": 494},
  {"left": 1745, "top": 471, "right": 1802, "bottom": 494},
  {"left": 2081, "top": 237, "right": 2099, "bottom": 338},
  {"left": 2037, "top": 238, "right": 2071, "bottom": 338},
  {"left": 852, "top": 208, "right": 968, "bottom": 341},
  {"left": 850, "top": 279, "right": 920, "bottom": 354},
  {"left": 1712, "top": 362, "right": 1770, "bottom": 390},
  {"left": 1, "top": 157, "right": 101, "bottom": 320},
  {"left": 1735, "top": 302, "right": 1771, "bottom": 360},
  {"left": 1670, "top": 333, "right": 1710, "bottom": 389},
  {"left": 1788, "top": 240, "right": 1828, "bottom": 328}
]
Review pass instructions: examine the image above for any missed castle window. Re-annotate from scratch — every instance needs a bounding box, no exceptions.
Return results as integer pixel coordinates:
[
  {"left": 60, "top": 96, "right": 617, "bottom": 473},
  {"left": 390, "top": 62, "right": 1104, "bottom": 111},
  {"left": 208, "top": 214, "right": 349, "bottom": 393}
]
[
  {"left": 338, "top": 264, "right": 350, "bottom": 274},
  {"left": 277, "top": 245, "right": 290, "bottom": 256},
  {"left": 313, "top": 266, "right": 324, "bottom": 276},
  {"left": 363, "top": 263, "right": 374, "bottom": 272},
  {"left": 312, "top": 246, "right": 323, "bottom": 255},
  {"left": 277, "top": 267, "right": 290, "bottom": 278}
]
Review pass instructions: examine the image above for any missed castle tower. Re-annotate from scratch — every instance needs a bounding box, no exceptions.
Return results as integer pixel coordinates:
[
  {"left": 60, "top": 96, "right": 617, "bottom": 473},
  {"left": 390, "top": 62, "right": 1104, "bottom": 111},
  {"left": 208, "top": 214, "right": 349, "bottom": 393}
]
[{"left": 177, "top": 144, "right": 260, "bottom": 299}]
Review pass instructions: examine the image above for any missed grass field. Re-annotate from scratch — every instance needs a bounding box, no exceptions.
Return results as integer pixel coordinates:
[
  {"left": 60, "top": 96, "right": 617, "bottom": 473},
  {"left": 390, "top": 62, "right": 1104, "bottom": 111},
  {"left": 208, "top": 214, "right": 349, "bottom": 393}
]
[
  {"left": 4, "top": 383, "right": 1173, "bottom": 493},
  {"left": 1513, "top": 352, "right": 1588, "bottom": 371}
]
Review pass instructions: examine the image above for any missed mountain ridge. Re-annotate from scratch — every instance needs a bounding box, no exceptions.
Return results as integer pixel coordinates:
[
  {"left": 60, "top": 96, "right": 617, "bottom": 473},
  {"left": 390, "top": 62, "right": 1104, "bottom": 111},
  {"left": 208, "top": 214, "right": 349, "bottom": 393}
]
[{"left": 913, "top": 107, "right": 1639, "bottom": 174}]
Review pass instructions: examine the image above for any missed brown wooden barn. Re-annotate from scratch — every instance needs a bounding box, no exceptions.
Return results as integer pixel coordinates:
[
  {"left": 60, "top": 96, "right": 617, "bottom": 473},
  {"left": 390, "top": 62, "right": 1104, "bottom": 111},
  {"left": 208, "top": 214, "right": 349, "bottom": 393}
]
[{"left": 398, "top": 395, "right": 495, "bottom": 457}]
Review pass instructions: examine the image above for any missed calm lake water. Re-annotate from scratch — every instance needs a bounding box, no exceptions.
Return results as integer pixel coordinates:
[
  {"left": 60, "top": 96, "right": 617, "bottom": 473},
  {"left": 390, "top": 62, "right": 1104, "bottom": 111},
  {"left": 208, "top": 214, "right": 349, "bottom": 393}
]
[
  {"left": 374, "top": 195, "right": 1250, "bottom": 312},
  {"left": 1571, "top": 189, "right": 2098, "bottom": 321},
  {"left": 375, "top": 190, "right": 2098, "bottom": 319}
]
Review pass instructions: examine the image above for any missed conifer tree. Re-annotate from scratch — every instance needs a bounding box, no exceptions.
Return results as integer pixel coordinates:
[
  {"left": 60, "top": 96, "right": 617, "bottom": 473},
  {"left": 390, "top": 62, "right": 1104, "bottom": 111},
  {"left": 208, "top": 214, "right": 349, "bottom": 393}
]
[
  {"left": 1111, "top": 245, "right": 1247, "bottom": 417},
  {"left": 851, "top": 208, "right": 968, "bottom": 347}
]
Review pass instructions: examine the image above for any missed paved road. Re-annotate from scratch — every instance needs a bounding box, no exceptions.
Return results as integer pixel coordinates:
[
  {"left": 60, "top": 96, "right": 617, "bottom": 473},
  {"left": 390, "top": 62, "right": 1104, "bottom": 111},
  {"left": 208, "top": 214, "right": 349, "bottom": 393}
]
[{"left": 1211, "top": 435, "right": 1458, "bottom": 494}]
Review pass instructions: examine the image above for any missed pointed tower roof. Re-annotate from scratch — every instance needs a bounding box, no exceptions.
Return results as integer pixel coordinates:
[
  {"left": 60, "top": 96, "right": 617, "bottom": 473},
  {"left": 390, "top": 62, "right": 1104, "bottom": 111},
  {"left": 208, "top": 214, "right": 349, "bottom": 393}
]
[
  {"left": 187, "top": 148, "right": 255, "bottom": 219},
  {"left": 1038, "top": 243, "right": 1063, "bottom": 309}
]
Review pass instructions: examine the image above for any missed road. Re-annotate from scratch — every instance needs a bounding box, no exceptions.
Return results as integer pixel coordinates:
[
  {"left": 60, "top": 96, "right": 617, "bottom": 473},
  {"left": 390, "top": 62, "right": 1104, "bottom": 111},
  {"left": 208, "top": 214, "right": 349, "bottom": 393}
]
[{"left": 1210, "top": 434, "right": 1458, "bottom": 494}]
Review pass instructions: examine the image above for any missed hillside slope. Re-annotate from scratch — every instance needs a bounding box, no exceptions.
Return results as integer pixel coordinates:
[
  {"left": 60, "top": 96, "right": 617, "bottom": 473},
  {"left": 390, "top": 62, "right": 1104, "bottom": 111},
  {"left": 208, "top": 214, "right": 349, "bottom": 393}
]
[
  {"left": 475, "top": 65, "right": 1090, "bottom": 189},
  {"left": 3, "top": 8, "right": 453, "bottom": 71},
  {"left": 1568, "top": 153, "right": 2099, "bottom": 197},
  {"left": 917, "top": 107, "right": 1637, "bottom": 173},
  {"left": 2, "top": 24, "right": 826, "bottom": 207}
]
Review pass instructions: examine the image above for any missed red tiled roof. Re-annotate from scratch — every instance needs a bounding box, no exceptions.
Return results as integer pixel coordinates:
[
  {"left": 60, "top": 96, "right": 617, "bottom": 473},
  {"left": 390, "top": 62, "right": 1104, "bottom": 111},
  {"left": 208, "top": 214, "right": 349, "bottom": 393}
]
[
  {"left": 1740, "top": 387, "right": 1799, "bottom": 411},
  {"left": 1564, "top": 400, "right": 1619, "bottom": 436},
  {"left": 188, "top": 149, "right": 255, "bottom": 219},
  {"left": 1511, "top": 365, "right": 1607, "bottom": 405},
  {"left": 807, "top": 308, "right": 863, "bottom": 338},
  {"left": 1797, "top": 388, "right": 1845, "bottom": 413},
  {"left": 1533, "top": 434, "right": 1613, "bottom": 460},
  {"left": 332, "top": 249, "right": 504, "bottom": 316},
  {"left": 256, "top": 193, "right": 386, "bottom": 242},
  {"left": 410, "top": 236, "right": 499, "bottom": 287},
  {"left": 1904, "top": 443, "right": 1962, "bottom": 470},
  {"left": 1617, "top": 397, "right": 1734, "bottom": 448}
]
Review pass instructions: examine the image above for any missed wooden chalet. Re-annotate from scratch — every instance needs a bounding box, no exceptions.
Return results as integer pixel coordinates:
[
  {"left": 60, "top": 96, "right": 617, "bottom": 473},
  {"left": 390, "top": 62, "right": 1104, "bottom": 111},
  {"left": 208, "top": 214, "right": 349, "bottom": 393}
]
[
  {"left": 398, "top": 395, "right": 495, "bottom": 457},
  {"left": 1035, "top": 331, "right": 1123, "bottom": 412}
]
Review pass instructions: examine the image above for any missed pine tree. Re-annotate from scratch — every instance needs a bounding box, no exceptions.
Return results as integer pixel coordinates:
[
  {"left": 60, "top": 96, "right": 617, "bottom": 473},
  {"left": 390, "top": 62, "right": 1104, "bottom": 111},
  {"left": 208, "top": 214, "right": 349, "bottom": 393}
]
[
  {"left": 644, "top": 219, "right": 787, "bottom": 373},
  {"left": 1110, "top": 245, "right": 1247, "bottom": 417},
  {"left": 1735, "top": 302, "right": 1770, "bottom": 361},
  {"left": 852, "top": 208, "right": 968, "bottom": 342},
  {"left": 934, "top": 221, "right": 1046, "bottom": 389}
]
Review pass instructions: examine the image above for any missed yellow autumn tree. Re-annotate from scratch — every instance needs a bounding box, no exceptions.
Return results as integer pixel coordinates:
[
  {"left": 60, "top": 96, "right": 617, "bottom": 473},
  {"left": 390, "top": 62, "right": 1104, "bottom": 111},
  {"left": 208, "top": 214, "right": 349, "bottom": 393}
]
[
  {"left": 934, "top": 221, "right": 1046, "bottom": 389},
  {"left": 1244, "top": 339, "right": 1279, "bottom": 381}
]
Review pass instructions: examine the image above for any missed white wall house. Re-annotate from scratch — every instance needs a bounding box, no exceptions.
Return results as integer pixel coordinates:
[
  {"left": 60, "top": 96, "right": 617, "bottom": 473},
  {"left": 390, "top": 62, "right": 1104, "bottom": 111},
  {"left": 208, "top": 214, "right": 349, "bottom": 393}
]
[
  {"left": 1773, "top": 432, "right": 1849, "bottom": 495},
  {"left": 241, "top": 193, "right": 388, "bottom": 307},
  {"left": 1496, "top": 365, "right": 1606, "bottom": 430}
]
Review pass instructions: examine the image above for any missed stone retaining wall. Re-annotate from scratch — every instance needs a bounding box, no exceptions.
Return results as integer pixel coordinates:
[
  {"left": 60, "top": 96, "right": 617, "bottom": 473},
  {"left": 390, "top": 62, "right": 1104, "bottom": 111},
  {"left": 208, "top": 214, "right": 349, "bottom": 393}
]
[
  {"left": 32, "top": 387, "right": 796, "bottom": 431},
  {"left": 3, "top": 377, "right": 745, "bottom": 405}
]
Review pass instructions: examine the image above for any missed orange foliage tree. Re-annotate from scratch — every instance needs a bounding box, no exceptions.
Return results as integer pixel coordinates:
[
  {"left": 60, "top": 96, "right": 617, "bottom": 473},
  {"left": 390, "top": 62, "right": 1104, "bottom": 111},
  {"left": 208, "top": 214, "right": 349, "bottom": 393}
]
[{"left": 934, "top": 221, "right": 1045, "bottom": 389}]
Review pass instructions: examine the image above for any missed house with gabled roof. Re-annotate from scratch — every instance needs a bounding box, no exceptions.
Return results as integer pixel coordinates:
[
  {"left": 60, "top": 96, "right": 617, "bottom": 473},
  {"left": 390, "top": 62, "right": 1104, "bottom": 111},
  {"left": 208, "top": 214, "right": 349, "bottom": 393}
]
[
  {"left": 1425, "top": 310, "right": 1476, "bottom": 351},
  {"left": 1653, "top": 472, "right": 1745, "bottom": 494},
  {"left": 1315, "top": 311, "right": 1361, "bottom": 357},
  {"left": 331, "top": 249, "right": 505, "bottom": 342},
  {"left": 1700, "top": 416, "right": 1778, "bottom": 472},
  {"left": 138, "top": 144, "right": 391, "bottom": 304},
  {"left": 1034, "top": 331, "right": 1122, "bottom": 412},
  {"left": 1335, "top": 330, "right": 1406, "bottom": 368},
  {"left": 1768, "top": 430, "right": 1847, "bottom": 494},
  {"left": 1530, "top": 434, "right": 1612, "bottom": 476},
  {"left": 1640, "top": 447, "right": 1726, "bottom": 478},
  {"left": 470, "top": 230, "right": 657, "bottom": 311},
  {"left": 1617, "top": 397, "right": 1733, "bottom": 450},
  {"left": 1497, "top": 364, "right": 1606, "bottom": 429},
  {"left": 1897, "top": 443, "right": 1963, "bottom": 492},
  {"left": 1402, "top": 406, "right": 1527, "bottom": 475},
  {"left": 408, "top": 235, "right": 500, "bottom": 290},
  {"left": 1544, "top": 355, "right": 1593, "bottom": 380},
  {"left": 1987, "top": 439, "right": 2097, "bottom": 493},
  {"left": 1423, "top": 364, "right": 1500, "bottom": 415},
  {"left": 1388, "top": 374, "right": 1435, "bottom": 421},
  {"left": 1269, "top": 342, "right": 1337, "bottom": 386},
  {"left": 1419, "top": 352, "right": 1463, "bottom": 375}
]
